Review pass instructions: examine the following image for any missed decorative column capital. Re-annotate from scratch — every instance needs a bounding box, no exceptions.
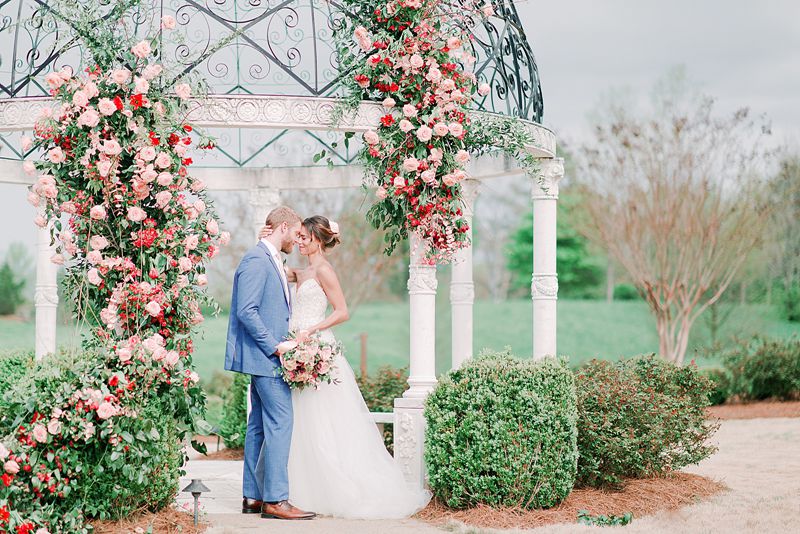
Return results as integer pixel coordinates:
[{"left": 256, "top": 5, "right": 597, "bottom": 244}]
[
  {"left": 531, "top": 273, "right": 559, "bottom": 300},
  {"left": 532, "top": 157, "right": 564, "bottom": 200},
  {"left": 248, "top": 187, "right": 281, "bottom": 210},
  {"left": 408, "top": 264, "right": 438, "bottom": 295}
]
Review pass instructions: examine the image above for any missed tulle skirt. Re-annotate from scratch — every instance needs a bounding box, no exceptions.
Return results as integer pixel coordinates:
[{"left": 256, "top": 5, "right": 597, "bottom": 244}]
[{"left": 287, "top": 349, "right": 431, "bottom": 519}]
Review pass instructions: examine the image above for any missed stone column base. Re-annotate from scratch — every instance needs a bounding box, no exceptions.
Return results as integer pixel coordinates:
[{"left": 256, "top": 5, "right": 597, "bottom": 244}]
[{"left": 393, "top": 396, "right": 428, "bottom": 490}]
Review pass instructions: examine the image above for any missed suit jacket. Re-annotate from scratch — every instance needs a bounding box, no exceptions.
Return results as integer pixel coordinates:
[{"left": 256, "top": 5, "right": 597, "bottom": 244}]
[{"left": 224, "top": 241, "right": 291, "bottom": 377}]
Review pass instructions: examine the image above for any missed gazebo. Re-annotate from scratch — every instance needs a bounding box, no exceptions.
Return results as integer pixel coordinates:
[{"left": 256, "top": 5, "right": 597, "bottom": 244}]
[{"left": 0, "top": 0, "right": 563, "bottom": 489}]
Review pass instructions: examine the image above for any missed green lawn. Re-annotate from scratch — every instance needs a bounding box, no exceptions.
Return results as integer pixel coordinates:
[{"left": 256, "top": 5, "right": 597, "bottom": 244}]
[{"left": 2, "top": 300, "right": 799, "bottom": 385}]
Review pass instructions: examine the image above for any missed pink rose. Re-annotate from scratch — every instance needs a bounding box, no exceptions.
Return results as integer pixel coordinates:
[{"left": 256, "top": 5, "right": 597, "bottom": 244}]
[
  {"left": 45, "top": 72, "right": 64, "bottom": 89},
  {"left": 140, "top": 168, "right": 158, "bottom": 183},
  {"left": 481, "top": 3, "right": 495, "bottom": 17},
  {"left": 139, "top": 146, "right": 156, "bottom": 161},
  {"left": 178, "top": 257, "right": 193, "bottom": 272},
  {"left": 20, "top": 136, "right": 32, "bottom": 151},
  {"left": 382, "top": 97, "right": 396, "bottom": 108},
  {"left": 142, "top": 63, "right": 163, "bottom": 80},
  {"left": 426, "top": 68, "right": 442, "bottom": 83},
  {"left": 421, "top": 169, "right": 436, "bottom": 184},
  {"left": 127, "top": 206, "right": 147, "bottom": 222},
  {"left": 190, "top": 179, "right": 206, "bottom": 192},
  {"left": 177, "top": 275, "right": 189, "bottom": 288},
  {"left": 111, "top": 68, "right": 131, "bottom": 85},
  {"left": 393, "top": 176, "right": 406, "bottom": 187},
  {"left": 403, "top": 157, "right": 420, "bottom": 173},
  {"left": 402, "top": 104, "right": 418, "bottom": 118},
  {"left": 433, "top": 123, "right": 449, "bottom": 137},
  {"left": 363, "top": 130, "right": 380, "bottom": 145},
  {"left": 131, "top": 40, "right": 152, "bottom": 59},
  {"left": 96, "top": 402, "right": 117, "bottom": 420},
  {"left": 47, "top": 419, "right": 61, "bottom": 435},
  {"left": 174, "top": 83, "right": 191, "bottom": 100},
  {"left": 155, "top": 152, "right": 172, "bottom": 169},
  {"left": 97, "top": 159, "right": 112, "bottom": 177},
  {"left": 87, "top": 268, "right": 102, "bottom": 285},
  {"left": 219, "top": 231, "right": 231, "bottom": 246},
  {"left": 98, "top": 98, "right": 117, "bottom": 116},
  {"left": 72, "top": 90, "right": 89, "bottom": 108},
  {"left": 376, "top": 186, "right": 388, "bottom": 199},
  {"left": 443, "top": 173, "right": 457, "bottom": 187},
  {"left": 50, "top": 253, "right": 64, "bottom": 265},
  {"left": 26, "top": 192, "right": 40, "bottom": 207},
  {"left": 77, "top": 107, "right": 100, "bottom": 128},
  {"left": 48, "top": 147, "right": 66, "bottom": 164},
  {"left": 416, "top": 125, "right": 432, "bottom": 142},
  {"left": 60, "top": 201, "right": 77, "bottom": 214},
  {"left": 33, "top": 424, "right": 48, "bottom": 443},
  {"left": 399, "top": 119, "right": 414, "bottom": 133},
  {"left": 478, "top": 82, "right": 491, "bottom": 96},
  {"left": 196, "top": 274, "right": 208, "bottom": 286},
  {"left": 83, "top": 81, "right": 99, "bottom": 98},
  {"left": 117, "top": 347, "right": 132, "bottom": 362},
  {"left": 441, "top": 79, "right": 457, "bottom": 92},
  {"left": 90, "top": 236, "right": 109, "bottom": 250},
  {"left": 447, "top": 37, "right": 463, "bottom": 50},
  {"left": 4, "top": 460, "right": 19, "bottom": 474},
  {"left": 23, "top": 161, "right": 36, "bottom": 175},
  {"left": 161, "top": 15, "right": 176, "bottom": 30},
  {"left": 87, "top": 250, "right": 103, "bottom": 265},
  {"left": 206, "top": 219, "right": 219, "bottom": 235},
  {"left": 449, "top": 122, "right": 464, "bottom": 137},
  {"left": 34, "top": 215, "right": 47, "bottom": 228},
  {"left": 102, "top": 139, "right": 122, "bottom": 156},
  {"left": 184, "top": 234, "right": 199, "bottom": 251},
  {"left": 145, "top": 300, "right": 162, "bottom": 317},
  {"left": 155, "top": 190, "right": 172, "bottom": 208},
  {"left": 134, "top": 76, "right": 149, "bottom": 94},
  {"left": 0, "top": 443, "right": 8, "bottom": 460},
  {"left": 455, "top": 149, "right": 471, "bottom": 164},
  {"left": 409, "top": 54, "right": 424, "bottom": 68},
  {"left": 164, "top": 350, "right": 180, "bottom": 366},
  {"left": 156, "top": 172, "right": 173, "bottom": 186}
]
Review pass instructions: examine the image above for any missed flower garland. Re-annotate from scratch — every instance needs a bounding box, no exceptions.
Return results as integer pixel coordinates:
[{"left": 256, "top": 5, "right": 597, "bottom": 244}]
[
  {"left": 336, "top": 0, "right": 533, "bottom": 263},
  {"left": 0, "top": 2, "right": 226, "bottom": 531}
]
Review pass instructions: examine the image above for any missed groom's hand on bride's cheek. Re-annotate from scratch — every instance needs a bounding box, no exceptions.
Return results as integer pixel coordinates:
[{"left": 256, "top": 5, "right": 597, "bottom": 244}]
[{"left": 258, "top": 225, "right": 273, "bottom": 239}]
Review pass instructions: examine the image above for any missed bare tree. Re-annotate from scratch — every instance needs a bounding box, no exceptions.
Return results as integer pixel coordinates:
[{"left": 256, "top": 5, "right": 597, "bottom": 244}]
[{"left": 576, "top": 73, "right": 774, "bottom": 364}]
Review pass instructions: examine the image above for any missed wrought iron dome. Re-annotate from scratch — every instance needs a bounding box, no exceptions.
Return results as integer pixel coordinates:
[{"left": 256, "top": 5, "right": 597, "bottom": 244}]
[{"left": 0, "top": 0, "right": 544, "bottom": 168}]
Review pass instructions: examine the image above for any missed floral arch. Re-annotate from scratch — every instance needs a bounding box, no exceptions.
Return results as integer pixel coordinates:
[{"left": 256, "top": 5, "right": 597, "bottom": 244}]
[{"left": 0, "top": 0, "right": 563, "bottom": 529}]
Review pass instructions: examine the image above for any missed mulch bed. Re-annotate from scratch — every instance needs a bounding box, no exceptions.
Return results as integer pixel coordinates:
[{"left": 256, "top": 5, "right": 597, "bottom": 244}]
[
  {"left": 708, "top": 400, "right": 800, "bottom": 420},
  {"left": 91, "top": 507, "right": 207, "bottom": 534},
  {"left": 415, "top": 473, "right": 725, "bottom": 530},
  {"left": 198, "top": 447, "right": 244, "bottom": 461}
]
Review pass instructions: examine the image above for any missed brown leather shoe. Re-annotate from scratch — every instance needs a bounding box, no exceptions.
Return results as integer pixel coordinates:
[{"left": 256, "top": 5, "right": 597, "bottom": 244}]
[
  {"left": 260, "top": 500, "right": 316, "bottom": 520},
  {"left": 242, "top": 497, "right": 263, "bottom": 514}
]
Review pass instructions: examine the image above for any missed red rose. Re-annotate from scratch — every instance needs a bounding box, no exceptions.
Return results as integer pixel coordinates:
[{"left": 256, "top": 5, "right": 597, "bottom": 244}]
[
  {"left": 1, "top": 473, "right": 12, "bottom": 487},
  {"left": 380, "top": 114, "right": 395, "bottom": 127},
  {"left": 130, "top": 94, "right": 144, "bottom": 109},
  {"left": 113, "top": 96, "right": 124, "bottom": 110},
  {"left": 183, "top": 124, "right": 193, "bottom": 132}
]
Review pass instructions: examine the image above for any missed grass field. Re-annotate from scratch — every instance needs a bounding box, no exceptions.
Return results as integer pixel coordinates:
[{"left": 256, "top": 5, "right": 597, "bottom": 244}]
[{"left": 2, "top": 299, "right": 799, "bottom": 384}]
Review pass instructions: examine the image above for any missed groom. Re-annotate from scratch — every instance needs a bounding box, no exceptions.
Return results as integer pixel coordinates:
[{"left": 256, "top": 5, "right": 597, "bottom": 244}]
[{"left": 224, "top": 206, "right": 315, "bottom": 520}]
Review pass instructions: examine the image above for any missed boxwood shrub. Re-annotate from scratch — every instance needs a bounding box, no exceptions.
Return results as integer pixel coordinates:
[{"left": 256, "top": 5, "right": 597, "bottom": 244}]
[
  {"left": 575, "top": 355, "right": 718, "bottom": 488},
  {"left": 425, "top": 349, "right": 577, "bottom": 509}
]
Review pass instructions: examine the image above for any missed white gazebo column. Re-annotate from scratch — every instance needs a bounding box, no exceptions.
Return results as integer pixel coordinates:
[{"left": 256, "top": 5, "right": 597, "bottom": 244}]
[
  {"left": 394, "top": 234, "right": 437, "bottom": 489},
  {"left": 34, "top": 223, "right": 58, "bottom": 359},
  {"left": 450, "top": 178, "right": 479, "bottom": 369},
  {"left": 248, "top": 187, "right": 281, "bottom": 241},
  {"left": 531, "top": 158, "right": 564, "bottom": 359}
]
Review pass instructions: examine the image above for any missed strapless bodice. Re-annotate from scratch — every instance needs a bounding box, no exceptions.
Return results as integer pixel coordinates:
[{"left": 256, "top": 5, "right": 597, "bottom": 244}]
[{"left": 289, "top": 279, "right": 329, "bottom": 332}]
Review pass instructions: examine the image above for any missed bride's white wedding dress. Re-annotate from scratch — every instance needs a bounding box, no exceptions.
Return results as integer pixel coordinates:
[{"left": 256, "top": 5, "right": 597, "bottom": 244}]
[{"left": 287, "top": 279, "right": 431, "bottom": 518}]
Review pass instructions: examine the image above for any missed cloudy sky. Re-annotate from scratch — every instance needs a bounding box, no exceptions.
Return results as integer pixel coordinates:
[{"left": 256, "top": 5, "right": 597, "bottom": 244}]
[{"left": 1, "top": 0, "right": 799, "bottom": 256}]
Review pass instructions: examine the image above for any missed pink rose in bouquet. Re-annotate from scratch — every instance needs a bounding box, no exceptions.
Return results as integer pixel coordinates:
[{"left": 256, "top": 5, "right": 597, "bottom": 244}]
[{"left": 278, "top": 334, "right": 342, "bottom": 390}]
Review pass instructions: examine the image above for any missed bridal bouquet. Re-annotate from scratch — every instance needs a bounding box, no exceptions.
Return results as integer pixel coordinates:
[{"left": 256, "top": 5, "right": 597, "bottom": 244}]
[{"left": 277, "top": 335, "right": 341, "bottom": 390}]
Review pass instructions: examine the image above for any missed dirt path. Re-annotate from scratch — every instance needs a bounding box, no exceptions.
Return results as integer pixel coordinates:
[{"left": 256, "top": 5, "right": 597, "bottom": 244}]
[{"left": 481, "top": 417, "right": 800, "bottom": 534}]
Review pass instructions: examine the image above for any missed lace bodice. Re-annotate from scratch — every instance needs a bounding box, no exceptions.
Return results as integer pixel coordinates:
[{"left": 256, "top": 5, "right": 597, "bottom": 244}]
[{"left": 289, "top": 279, "right": 329, "bottom": 332}]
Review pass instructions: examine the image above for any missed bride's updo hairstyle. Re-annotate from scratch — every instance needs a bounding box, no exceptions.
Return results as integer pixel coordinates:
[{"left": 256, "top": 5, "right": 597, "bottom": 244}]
[{"left": 304, "top": 215, "right": 341, "bottom": 251}]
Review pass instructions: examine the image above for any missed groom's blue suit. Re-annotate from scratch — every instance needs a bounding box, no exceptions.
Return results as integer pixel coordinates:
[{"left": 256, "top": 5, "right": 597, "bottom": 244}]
[{"left": 225, "top": 240, "right": 292, "bottom": 503}]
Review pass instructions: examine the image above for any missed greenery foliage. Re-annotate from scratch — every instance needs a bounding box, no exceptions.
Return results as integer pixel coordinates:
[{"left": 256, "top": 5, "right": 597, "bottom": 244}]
[
  {"left": 218, "top": 372, "right": 249, "bottom": 449},
  {"left": 701, "top": 368, "right": 731, "bottom": 406},
  {"left": 613, "top": 284, "right": 641, "bottom": 301},
  {"left": 0, "top": 351, "right": 33, "bottom": 429},
  {"left": 721, "top": 336, "right": 800, "bottom": 401},
  {"left": 577, "top": 510, "right": 633, "bottom": 526},
  {"left": 356, "top": 366, "right": 408, "bottom": 452},
  {"left": 574, "top": 355, "right": 718, "bottom": 488},
  {"left": 0, "top": 262, "right": 26, "bottom": 315},
  {"left": 425, "top": 349, "right": 578, "bottom": 509},
  {"left": 781, "top": 282, "right": 800, "bottom": 322}
]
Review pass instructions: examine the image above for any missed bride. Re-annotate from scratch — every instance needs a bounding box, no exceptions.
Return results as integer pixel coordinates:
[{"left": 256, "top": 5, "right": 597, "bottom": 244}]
[{"left": 262, "top": 216, "right": 430, "bottom": 519}]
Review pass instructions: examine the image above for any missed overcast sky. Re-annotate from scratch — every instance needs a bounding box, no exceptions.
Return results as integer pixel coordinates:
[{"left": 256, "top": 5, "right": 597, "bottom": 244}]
[{"left": 1, "top": 0, "right": 799, "bottom": 256}]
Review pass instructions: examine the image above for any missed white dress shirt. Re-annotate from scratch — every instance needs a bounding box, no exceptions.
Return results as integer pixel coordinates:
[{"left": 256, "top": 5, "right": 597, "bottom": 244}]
[{"left": 261, "top": 238, "right": 290, "bottom": 305}]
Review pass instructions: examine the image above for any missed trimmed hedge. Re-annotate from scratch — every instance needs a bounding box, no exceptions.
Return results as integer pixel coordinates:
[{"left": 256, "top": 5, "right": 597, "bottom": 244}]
[
  {"left": 723, "top": 337, "right": 800, "bottom": 401},
  {"left": 219, "top": 372, "right": 249, "bottom": 449},
  {"left": 575, "top": 355, "right": 718, "bottom": 488},
  {"left": 357, "top": 365, "right": 408, "bottom": 453},
  {"left": 0, "top": 351, "right": 33, "bottom": 430},
  {"left": 425, "top": 349, "right": 577, "bottom": 509}
]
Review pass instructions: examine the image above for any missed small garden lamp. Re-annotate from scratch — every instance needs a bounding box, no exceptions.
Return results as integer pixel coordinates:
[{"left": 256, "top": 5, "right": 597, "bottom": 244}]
[{"left": 181, "top": 479, "right": 210, "bottom": 526}]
